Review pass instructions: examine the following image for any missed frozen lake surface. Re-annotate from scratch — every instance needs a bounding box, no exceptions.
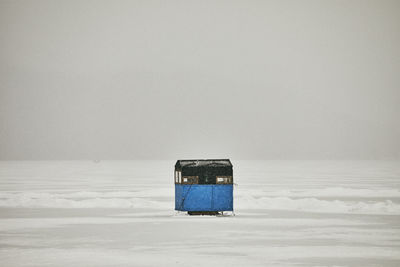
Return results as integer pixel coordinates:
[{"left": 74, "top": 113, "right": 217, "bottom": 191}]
[{"left": 0, "top": 160, "right": 399, "bottom": 266}]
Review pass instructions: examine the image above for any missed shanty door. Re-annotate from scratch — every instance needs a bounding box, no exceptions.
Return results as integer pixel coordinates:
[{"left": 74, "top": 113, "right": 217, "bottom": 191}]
[{"left": 212, "top": 185, "right": 233, "bottom": 211}]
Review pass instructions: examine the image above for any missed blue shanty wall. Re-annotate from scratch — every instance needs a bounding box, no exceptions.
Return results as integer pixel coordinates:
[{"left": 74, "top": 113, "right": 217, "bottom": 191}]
[{"left": 175, "top": 184, "right": 233, "bottom": 211}]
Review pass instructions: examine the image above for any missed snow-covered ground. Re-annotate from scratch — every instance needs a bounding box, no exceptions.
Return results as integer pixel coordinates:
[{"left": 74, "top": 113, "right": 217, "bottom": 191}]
[{"left": 0, "top": 160, "right": 399, "bottom": 266}]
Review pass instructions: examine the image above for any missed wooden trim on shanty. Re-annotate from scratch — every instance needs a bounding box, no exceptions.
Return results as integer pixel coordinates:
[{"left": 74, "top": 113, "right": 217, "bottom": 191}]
[
  {"left": 216, "top": 176, "right": 233, "bottom": 184},
  {"left": 181, "top": 176, "right": 199, "bottom": 184}
]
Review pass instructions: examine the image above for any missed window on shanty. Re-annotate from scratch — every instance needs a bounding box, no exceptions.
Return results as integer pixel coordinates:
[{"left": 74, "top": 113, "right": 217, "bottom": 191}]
[
  {"left": 216, "top": 176, "right": 233, "bottom": 184},
  {"left": 182, "top": 176, "right": 198, "bottom": 184}
]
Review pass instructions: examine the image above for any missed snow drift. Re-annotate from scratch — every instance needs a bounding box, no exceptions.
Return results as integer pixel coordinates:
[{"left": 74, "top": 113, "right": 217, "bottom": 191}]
[{"left": 0, "top": 190, "right": 399, "bottom": 215}]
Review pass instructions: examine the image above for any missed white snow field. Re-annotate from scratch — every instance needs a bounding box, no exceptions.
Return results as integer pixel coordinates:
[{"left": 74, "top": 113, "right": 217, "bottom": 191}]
[{"left": 0, "top": 160, "right": 399, "bottom": 267}]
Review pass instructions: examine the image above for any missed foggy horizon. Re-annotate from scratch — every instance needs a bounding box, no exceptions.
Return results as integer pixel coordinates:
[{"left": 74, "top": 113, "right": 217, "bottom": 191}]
[{"left": 1, "top": 0, "right": 399, "bottom": 160}]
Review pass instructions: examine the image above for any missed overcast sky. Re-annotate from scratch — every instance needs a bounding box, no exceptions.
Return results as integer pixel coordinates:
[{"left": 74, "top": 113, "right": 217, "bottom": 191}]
[{"left": 1, "top": 0, "right": 399, "bottom": 160}]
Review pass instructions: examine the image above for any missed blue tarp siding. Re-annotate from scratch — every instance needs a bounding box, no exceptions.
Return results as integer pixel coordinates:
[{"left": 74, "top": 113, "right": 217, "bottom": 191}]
[{"left": 175, "top": 184, "right": 233, "bottom": 211}]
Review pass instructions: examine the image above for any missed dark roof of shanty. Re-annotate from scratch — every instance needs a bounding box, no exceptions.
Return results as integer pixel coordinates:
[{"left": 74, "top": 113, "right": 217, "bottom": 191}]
[{"left": 175, "top": 159, "right": 232, "bottom": 169}]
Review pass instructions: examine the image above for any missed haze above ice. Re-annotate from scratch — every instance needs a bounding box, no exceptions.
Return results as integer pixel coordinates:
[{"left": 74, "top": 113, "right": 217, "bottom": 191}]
[{"left": 1, "top": 0, "right": 400, "bottom": 160}]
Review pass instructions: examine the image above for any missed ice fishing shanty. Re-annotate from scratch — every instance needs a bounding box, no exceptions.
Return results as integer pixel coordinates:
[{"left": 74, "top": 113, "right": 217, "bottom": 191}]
[{"left": 174, "top": 159, "right": 233, "bottom": 215}]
